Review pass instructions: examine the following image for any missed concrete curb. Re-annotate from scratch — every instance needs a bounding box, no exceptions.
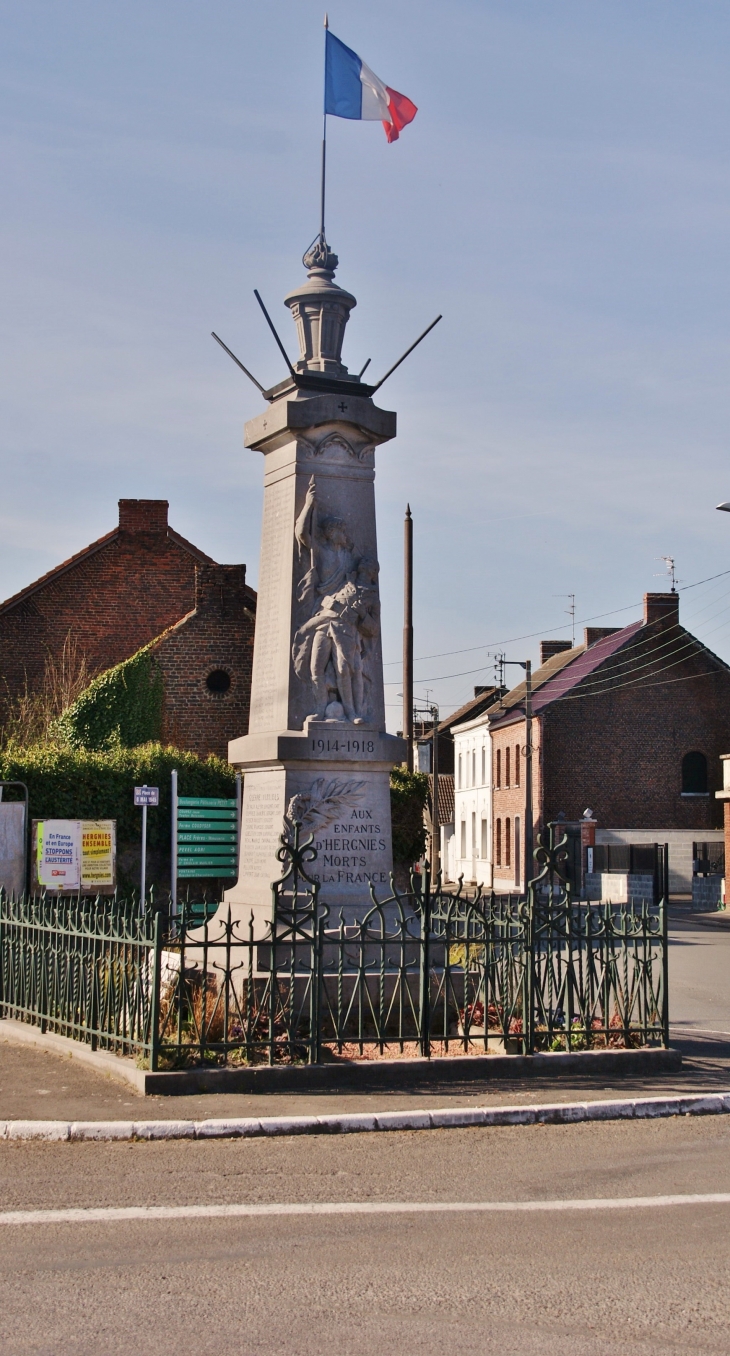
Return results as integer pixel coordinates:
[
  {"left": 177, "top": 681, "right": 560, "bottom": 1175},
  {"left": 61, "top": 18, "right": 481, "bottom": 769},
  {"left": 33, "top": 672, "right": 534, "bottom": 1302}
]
[
  {"left": 0, "top": 1019, "right": 682, "bottom": 1094},
  {"left": 1, "top": 1092, "right": 729, "bottom": 1142}
]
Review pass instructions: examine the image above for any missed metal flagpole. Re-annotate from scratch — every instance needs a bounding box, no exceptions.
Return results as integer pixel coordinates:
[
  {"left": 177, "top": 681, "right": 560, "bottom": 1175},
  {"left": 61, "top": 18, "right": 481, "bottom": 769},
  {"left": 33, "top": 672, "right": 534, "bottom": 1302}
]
[
  {"left": 403, "top": 506, "right": 414, "bottom": 771},
  {"left": 320, "top": 14, "right": 328, "bottom": 241}
]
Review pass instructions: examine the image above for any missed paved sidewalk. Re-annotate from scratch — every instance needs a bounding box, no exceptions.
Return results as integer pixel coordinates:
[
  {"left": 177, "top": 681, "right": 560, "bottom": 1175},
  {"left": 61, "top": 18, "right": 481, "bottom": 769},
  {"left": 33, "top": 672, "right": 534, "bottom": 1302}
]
[
  {"left": 2, "top": 914, "right": 728, "bottom": 1123},
  {"left": 1, "top": 1029, "right": 728, "bottom": 1122}
]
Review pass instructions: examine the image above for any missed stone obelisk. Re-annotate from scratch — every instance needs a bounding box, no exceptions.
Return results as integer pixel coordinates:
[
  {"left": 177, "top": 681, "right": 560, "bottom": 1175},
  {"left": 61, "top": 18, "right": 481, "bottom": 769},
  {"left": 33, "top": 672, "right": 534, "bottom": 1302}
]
[{"left": 225, "top": 238, "right": 406, "bottom": 922}]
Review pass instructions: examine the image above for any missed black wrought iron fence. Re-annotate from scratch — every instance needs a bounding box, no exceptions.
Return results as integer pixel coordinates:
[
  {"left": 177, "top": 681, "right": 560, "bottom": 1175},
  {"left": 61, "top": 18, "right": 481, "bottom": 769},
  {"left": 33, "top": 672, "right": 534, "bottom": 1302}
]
[
  {"left": 0, "top": 892, "right": 160, "bottom": 1059},
  {"left": 0, "top": 823, "right": 669, "bottom": 1068}
]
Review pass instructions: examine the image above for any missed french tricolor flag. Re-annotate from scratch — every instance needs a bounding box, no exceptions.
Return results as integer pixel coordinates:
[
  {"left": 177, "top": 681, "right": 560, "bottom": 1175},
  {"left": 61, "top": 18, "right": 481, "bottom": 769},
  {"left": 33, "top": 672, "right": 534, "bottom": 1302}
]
[{"left": 324, "top": 30, "right": 417, "bottom": 144}]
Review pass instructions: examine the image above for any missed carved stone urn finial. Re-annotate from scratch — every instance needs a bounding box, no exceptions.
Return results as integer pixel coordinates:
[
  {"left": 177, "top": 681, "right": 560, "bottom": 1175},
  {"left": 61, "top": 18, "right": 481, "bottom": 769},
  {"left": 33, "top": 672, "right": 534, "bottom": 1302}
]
[
  {"left": 301, "top": 234, "right": 339, "bottom": 279},
  {"left": 284, "top": 235, "right": 356, "bottom": 379}
]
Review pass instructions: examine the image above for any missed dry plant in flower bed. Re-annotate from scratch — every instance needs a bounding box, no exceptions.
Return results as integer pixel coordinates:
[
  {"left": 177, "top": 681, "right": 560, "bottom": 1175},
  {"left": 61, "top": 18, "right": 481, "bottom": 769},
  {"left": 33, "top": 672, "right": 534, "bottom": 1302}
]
[
  {"left": 321, "top": 1040, "right": 506, "bottom": 1062},
  {"left": 541, "top": 1012, "right": 646, "bottom": 1052}
]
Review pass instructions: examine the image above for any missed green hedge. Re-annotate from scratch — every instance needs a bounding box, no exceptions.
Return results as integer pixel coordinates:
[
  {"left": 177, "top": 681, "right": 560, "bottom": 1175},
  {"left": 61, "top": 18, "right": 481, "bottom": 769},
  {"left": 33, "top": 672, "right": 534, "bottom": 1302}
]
[
  {"left": 56, "top": 647, "right": 164, "bottom": 751},
  {"left": 389, "top": 766, "right": 429, "bottom": 865},
  {"left": 0, "top": 743, "right": 235, "bottom": 851},
  {"left": 0, "top": 742, "right": 427, "bottom": 867}
]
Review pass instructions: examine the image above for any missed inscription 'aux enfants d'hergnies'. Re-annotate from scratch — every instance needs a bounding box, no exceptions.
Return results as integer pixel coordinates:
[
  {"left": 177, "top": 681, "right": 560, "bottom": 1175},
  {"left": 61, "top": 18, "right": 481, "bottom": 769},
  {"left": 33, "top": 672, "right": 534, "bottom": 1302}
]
[{"left": 286, "top": 779, "right": 389, "bottom": 885}]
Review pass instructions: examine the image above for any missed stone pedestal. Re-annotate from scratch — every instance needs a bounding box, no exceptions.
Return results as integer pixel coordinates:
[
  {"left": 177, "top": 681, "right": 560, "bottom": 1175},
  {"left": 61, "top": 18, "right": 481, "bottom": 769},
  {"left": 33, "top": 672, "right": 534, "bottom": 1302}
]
[{"left": 225, "top": 243, "right": 406, "bottom": 923}]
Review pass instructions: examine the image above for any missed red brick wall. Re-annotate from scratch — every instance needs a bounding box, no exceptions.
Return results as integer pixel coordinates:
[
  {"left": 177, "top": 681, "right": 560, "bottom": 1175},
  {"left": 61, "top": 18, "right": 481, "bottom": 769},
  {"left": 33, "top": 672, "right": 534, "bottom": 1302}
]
[
  {"left": 0, "top": 501, "right": 208, "bottom": 705},
  {"left": 491, "top": 719, "right": 541, "bottom": 886},
  {"left": 540, "top": 621, "right": 730, "bottom": 830},
  {"left": 153, "top": 565, "right": 255, "bottom": 760}
]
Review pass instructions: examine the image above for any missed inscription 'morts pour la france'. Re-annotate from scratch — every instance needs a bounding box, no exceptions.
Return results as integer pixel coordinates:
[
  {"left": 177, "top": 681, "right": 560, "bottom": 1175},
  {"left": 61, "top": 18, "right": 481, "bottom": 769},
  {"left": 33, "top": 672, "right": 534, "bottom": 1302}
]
[{"left": 313, "top": 808, "right": 389, "bottom": 887}]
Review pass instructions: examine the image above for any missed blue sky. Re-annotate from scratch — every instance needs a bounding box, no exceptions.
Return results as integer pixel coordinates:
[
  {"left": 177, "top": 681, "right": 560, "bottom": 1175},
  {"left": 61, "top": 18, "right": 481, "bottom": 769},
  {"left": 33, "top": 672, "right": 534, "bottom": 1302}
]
[{"left": 2, "top": 1, "right": 730, "bottom": 728}]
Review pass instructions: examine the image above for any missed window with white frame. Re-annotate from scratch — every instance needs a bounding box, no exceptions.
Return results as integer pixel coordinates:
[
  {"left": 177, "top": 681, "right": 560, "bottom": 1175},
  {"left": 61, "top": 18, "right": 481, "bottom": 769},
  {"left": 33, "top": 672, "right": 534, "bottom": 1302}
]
[
  {"left": 460, "top": 818, "right": 467, "bottom": 858},
  {"left": 481, "top": 817, "right": 488, "bottom": 858}
]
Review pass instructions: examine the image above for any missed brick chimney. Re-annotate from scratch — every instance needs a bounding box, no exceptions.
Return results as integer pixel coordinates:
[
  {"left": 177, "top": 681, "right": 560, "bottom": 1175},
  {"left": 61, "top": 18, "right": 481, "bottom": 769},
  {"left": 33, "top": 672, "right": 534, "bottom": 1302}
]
[
  {"left": 540, "top": 639, "right": 573, "bottom": 665},
  {"left": 195, "top": 564, "right": 248, "bottom": 615},
  {"left": 118, "top": 499, "right": 169, "bottom": 533},
  {"left": 643, "top": 592, "right": 679, "bottom": 627},
  {"left": 584, "top": 627, "right": 620, "bottom": 648}
]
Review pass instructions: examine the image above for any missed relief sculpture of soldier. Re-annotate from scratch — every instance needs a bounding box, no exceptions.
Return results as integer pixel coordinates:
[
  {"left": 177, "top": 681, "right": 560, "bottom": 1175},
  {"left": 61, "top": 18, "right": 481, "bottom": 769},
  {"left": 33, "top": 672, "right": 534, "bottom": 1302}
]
[{"left": 292, "top": 475, "right": 380, "bottom": 723}]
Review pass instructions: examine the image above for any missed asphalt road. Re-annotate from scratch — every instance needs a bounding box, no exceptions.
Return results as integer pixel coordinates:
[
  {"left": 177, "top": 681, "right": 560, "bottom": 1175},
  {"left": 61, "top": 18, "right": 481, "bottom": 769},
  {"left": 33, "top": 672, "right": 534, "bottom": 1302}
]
[
  {"left": 669, "top": 911, "right": 730, "bottom": 1036},
  {"left": 2, "top": 1116, "right": 730, "bottom": 1355},
  {"left": 1, "top": 913, "right": 730, "bottom": 1355}
]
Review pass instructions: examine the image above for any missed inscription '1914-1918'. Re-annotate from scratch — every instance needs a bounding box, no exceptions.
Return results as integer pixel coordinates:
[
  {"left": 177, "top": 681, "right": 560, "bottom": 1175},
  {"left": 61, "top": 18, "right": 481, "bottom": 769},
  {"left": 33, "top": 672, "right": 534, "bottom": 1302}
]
[{"left": 311, "top": 737, "right": 375, "bottom": 755}]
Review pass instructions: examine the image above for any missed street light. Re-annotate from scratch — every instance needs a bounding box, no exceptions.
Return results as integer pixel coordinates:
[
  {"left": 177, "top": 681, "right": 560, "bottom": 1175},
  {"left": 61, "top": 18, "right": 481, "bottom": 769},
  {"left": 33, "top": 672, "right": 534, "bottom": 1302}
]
[
  {"left": 413, "top": 699, "right": 440, "bottom": 879},
  {"left": 716, "top": 503, "right": 730, "bottom": 512}
]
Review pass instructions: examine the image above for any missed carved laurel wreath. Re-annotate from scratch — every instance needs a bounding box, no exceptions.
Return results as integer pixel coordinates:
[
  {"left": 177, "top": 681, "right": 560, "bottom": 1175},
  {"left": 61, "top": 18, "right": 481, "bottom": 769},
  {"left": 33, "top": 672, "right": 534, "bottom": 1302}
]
[{"left": 286, "top": 777, "right": 367, "bottom": 834}]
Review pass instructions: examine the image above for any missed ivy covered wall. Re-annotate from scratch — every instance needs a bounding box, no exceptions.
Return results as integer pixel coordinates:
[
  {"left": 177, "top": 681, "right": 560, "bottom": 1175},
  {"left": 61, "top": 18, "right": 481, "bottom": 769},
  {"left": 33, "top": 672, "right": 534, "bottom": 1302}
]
[{"left": 56, "top": 646, "right": 164, "bottom": 751}]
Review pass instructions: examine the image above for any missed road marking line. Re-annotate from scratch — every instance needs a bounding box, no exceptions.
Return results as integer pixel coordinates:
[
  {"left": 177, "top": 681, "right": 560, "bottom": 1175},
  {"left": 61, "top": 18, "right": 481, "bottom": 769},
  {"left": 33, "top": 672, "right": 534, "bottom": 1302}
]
[
  {"left": 2, "top": 1194, "right": 730, "bottom": 1226},
  {"left": 672, "top": 1026, "right": 730, "bottom": 1037}
]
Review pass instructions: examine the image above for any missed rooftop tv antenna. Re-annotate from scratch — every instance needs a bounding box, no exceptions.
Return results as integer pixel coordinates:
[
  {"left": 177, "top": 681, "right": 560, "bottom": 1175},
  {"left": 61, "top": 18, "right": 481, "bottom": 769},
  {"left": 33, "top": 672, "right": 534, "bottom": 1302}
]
[
  {"left": 553, "top": 593, "right": 576, "bottom": 646},
  {"left": 656, "top": 556, "right": 679, "bottom": 592}
]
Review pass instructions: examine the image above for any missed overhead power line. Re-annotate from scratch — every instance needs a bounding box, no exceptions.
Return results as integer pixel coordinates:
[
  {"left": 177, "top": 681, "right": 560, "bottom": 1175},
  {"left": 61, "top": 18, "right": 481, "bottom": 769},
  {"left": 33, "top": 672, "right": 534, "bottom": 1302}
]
[{"left": 382, "top": 565, "right": 730, "bottom": 670}]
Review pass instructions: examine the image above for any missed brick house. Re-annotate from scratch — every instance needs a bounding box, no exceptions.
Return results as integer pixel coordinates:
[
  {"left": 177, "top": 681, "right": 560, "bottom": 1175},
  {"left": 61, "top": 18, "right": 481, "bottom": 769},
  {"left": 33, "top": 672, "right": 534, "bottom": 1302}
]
[
  {"left": 450, "top": 593, "right": 730, "bottom": 893},
  {"left": 0, "top": 499, "right": 256, "bottom": 759},
  {"left": 149, "top": 564, "right": 255, "bottom": 759}
]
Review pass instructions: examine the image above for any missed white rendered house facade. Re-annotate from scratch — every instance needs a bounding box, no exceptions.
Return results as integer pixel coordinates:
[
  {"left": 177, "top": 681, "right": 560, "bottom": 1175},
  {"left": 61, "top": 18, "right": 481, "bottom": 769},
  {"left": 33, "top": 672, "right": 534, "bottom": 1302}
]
[{"left": 450, "top": 712, "right": 492, "bottom": 886}]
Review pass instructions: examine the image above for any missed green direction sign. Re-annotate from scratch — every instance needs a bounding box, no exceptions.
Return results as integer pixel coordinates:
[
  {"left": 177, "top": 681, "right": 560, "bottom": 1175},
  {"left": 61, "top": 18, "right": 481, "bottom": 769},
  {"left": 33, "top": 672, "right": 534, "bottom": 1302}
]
[
  {"left": 178, "top": 797, "right": 237, "bottom": 809},
  {"left": 173, "top": 790, "right": 240, "bottom": 889},
  {"left": 178, "top": 866, "right": 237, "bottom": 878},
  {"left": 179, "top": 844, "right": 237, "bottom": 857},
  {"left": 177, "top": 808, "right": 237, "bottom": 821},
  {"left": 176, "top": 851, "right": 233, "bottom": 862},
  {"left": 176, "top": 819, "right": 236, "bottom": 833},
  {"left": 177, "top": 831, "right": 237, "bottom": 844}
]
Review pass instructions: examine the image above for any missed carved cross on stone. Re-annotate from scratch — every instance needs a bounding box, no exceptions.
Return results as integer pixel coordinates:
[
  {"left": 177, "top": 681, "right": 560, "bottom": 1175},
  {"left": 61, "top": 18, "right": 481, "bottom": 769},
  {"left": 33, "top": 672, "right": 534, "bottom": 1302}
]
[{"left": 338, "top": 402, "right": 348, "bottom": 413}]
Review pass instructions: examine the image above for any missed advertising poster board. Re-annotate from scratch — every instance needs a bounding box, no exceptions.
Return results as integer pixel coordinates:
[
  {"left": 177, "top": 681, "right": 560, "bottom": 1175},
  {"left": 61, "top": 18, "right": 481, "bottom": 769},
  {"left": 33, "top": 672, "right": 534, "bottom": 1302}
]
[
  {"left": 0, "top": 802, "right": 26, "bottom": 897},
  {"left": 81, "top": 821, "right": 116, "bottom": 892},
  {"left": 32, "top": 820, "right": 116, "bottom": 893}
]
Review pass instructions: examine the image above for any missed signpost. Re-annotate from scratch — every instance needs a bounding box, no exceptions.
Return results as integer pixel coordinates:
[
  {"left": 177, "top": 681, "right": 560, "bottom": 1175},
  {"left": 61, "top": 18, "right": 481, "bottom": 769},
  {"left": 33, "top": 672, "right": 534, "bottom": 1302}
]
[
  {"left": 134, "top": 786, "right": 159, "bottom": 910},
  {"left": 170, "top": 770, "right": 241, "bottom": 917}
]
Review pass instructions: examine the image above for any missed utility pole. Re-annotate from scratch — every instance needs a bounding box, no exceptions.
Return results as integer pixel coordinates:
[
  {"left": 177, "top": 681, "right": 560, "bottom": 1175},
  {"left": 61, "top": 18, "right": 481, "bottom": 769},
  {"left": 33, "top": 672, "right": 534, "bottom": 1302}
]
[{"left": 403, "top": 505, "right": 414, "bottom": 771}]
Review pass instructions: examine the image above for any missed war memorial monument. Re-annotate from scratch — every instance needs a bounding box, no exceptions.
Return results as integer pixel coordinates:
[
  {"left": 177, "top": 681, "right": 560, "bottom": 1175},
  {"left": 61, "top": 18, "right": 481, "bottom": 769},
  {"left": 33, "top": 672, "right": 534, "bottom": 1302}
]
[{"left": 225, "top": 236, "right": 409, "bottom": 923}]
